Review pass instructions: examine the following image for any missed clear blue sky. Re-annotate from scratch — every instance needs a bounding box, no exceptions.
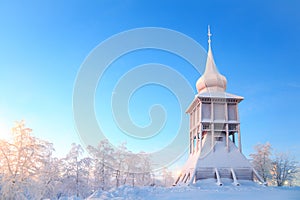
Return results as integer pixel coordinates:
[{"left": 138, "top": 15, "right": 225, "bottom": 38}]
[{"left": 0, "top": 0, "right": 300, "bottom": 166}]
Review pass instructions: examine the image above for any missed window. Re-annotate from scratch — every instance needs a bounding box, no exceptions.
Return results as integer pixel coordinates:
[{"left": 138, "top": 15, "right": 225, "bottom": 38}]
[
  {"left": 214, "top": 103, "right": 225, "bottom": 121},
  {"left": 203, "top": 123, "right": 210, "bottom": 130},
  {"left": 228, "top": 104, "right": 237, "bottom": 121},
  {"left": 190, "top": 112, "right": 194, "bottom": 127},
  {"left": 202, "top": 103, "right": 211, "bottom": 120},
  {"left": 229, "top": 124, "right": 237, "bottom": 131}
]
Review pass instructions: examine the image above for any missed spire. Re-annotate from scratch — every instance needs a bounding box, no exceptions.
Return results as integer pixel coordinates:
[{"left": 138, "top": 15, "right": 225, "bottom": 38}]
[
  {"left": 208, "top": 25, "right": 212, "bottom": 51},
  {"left": 207, "top": 25, "right": 213, "bottom": 60},
  {"left": 206, "top": 25, "right": 215, "bottom": 71},
  {"left": 195, "top": 26, "right": 227, "bottom": 94}
]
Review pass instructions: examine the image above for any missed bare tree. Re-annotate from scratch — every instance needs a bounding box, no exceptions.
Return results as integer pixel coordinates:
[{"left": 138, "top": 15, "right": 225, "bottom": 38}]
[
  {"left": 250, "top": 142, "right": 272, "bottom": 182},
  {"left": 271, "top": 152, "right": 298, "bottom": 186}
]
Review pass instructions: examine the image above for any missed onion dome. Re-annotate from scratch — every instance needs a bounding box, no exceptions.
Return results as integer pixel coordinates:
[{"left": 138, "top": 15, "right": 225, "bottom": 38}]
[{"left": 196, "top": 26, "right": 227, "bottom": 93}]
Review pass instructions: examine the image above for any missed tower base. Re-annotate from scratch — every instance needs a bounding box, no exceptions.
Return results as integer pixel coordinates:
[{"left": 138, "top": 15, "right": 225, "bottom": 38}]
[{"left": 174, "top": 135, "right": 265, "bottom": 186}]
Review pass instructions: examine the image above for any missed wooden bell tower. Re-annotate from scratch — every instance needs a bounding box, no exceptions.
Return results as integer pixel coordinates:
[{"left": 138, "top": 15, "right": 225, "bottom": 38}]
[{"left": 175, "top": 26, "right": 264, "bottom": 186}]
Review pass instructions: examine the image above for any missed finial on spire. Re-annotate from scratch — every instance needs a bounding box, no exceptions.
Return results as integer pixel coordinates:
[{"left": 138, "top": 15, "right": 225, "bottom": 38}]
[{"left": 208, "top": 25, "right": 212, "bottom": 49}]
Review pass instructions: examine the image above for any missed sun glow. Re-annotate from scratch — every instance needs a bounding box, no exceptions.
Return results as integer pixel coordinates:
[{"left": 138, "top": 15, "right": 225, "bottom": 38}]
[
  {"left": 0, "top": 120, "right": 12, "bottom": 140},
  {"left": 175, "top": 170, "right": 182, "bottom": 177}
]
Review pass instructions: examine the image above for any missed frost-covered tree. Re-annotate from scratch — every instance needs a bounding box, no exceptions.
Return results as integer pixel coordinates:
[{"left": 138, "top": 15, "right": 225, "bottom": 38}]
[
  {"left": 250, "top": 142, "right": 272, "bottom": 182},
  {"left": 123, "top": 152, "right": 141, "bottom": 187},
  {"left": 132, "top": 152, "right": 152, "bottom": 186},
  {"left": 0, "top": 121, "right": 54, "bottom": 199},
  {"left": 161, "top": 167, "right": 174, "bottom": 187},
  {"left": 271, "top": 152, "right": 298, "bottom": 186},
  {"left": 113, "top": 142, "right": 128, "bottom": 187},
  {"left": 36, "top": 157, "right": 61, "bottom": 199},
  {"left": 87, "top": 140, "right": 153, "bottom": 189},
  {"left": 88, "top": 139, "right": 114, "bottom": 190},
  {"left": 119, "top": 151, "right": 152, "bottom": 187},
  {"left": 59, "top": 143, "right": 92, "bottom": 198},
  {"left": 292, "top": 167, "right": 300, "bottom": 186}
]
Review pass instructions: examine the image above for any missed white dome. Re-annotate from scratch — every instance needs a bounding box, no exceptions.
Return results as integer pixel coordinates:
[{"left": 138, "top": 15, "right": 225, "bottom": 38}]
[{"left": 196, "top": 45, "right": 227, "bottom": 93}]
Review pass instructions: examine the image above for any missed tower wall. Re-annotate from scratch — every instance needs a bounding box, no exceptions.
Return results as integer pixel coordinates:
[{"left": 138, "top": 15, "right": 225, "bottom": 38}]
[{"left": 187, "top": 95, "right": 243, "bottom": 155}]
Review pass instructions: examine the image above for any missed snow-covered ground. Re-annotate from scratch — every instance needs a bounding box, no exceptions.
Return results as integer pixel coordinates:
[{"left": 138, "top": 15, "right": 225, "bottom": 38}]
[{"left": 86, "top": 179, "right": 300, "bottom": 200}]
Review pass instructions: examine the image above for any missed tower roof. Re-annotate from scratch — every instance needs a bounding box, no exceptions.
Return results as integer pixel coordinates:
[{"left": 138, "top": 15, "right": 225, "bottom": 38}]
[{"left": 196, "top": 26, "right": 227, "bottom": 94}]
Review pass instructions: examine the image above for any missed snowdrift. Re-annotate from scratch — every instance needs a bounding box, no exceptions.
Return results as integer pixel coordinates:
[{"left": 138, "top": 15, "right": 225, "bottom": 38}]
[{"left": 86, "top": 181, "right": 300, "bottom": 200}]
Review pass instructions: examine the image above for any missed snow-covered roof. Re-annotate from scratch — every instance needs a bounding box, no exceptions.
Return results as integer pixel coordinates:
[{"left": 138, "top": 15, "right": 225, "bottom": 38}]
[
  {"left": 185, "top": 91, "right": 243, "bottom": 113},
  {"left": 197, "top": 91, "right": 244, "bottom": 100}
]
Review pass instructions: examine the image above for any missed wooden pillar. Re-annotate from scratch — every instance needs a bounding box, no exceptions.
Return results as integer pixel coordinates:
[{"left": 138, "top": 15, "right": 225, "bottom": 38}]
[
  {"left": 225, "top": 102, "right": 228, "bottom": 122},
  {"left": 190, "top": 112, "right": 192, "bottom": 130},
  {"left": 190, "top": 132, "right": 193, "bottom": 154},
  {"left": 194, "top": 132, "right": 197, "bottom": 153},
  {"left": 238, "top": 125, "right": 242, "bottom": 153},
  {"left": 236, "top": 102, "right": 242, "bottom": 153},
  {"left": 191, "top": 111, "right": 194, "bottom": 130},
  {"left": 232, "top": 133, "right": 235, "bottom": 144},
  {"left": 211, "top": 101, "right": 214, "bottom": 152},
  {"left": 212, "top": 124, "right": 215, "bottom": 152},
  {"left": 196, "top": 132, "right": 199, "bottom": 153},
  {"left": 197, "top": 123, "right": 202, "bottom": 153},
  {"left": 192, "top": 109, "right": 195, "bottom": 129},
  {"left": 199, "top": 101, "right": 202, "bottom": 153},
  {"left": 193, "top": 131, "right": 195, "bottom": 154},
  {"left": 236, "top": 103, "right": 239, "bottom": 122},
  {"left": 196, "top": 104, "right": 199, "bottom": 126},
  {"left": 199, "top": 124, "right": 202, "bottom": 153},
  {"left": 225, "top": 102, "right": 229, "bottom": 152},
  {"left": 195, "top": 102, "right": 200, "bottom": 153},
  {"left": 226, "top": 124, "right": 229, "bottom": 152},
  {"left": 199, "top": 101, "right": 202, "bottom": 123}
]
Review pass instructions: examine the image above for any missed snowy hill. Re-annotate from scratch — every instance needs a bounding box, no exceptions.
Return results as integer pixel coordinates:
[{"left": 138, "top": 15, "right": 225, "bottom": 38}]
[{"left": 86, "top": 180, "right": 300, "bottom": 200}]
